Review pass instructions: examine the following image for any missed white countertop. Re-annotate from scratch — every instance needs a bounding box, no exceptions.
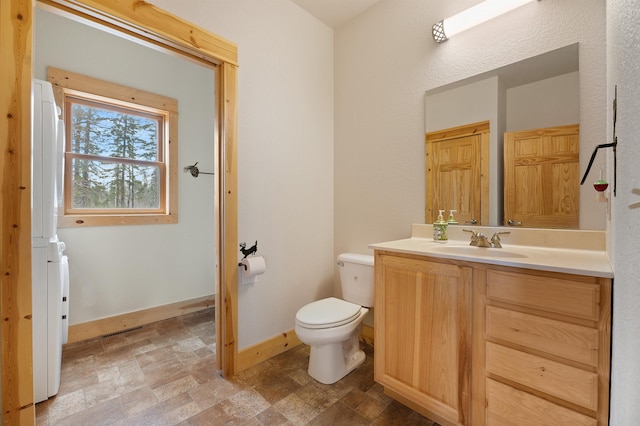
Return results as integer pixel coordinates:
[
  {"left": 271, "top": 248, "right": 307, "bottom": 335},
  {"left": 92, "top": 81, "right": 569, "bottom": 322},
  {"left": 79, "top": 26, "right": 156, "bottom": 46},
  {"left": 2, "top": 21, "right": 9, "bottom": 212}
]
[{"left": 369, "top": 225, "right": 613, "bottom": 278}]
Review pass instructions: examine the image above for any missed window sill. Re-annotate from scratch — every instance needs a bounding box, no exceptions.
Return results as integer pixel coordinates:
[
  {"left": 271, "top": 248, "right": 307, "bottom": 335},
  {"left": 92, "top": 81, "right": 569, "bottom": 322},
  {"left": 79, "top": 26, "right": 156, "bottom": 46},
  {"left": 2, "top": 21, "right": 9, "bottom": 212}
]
[{"left": 58, "top": 213, "right": 178, "bottom": 228}]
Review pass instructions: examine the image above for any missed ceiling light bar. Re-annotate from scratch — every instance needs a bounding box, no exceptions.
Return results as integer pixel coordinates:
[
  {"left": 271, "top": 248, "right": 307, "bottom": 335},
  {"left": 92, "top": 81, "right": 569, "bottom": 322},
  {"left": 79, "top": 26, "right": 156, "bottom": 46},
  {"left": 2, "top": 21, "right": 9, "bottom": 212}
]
[{"left": 432, "top": 0, "right": 538, "bottom": 43}]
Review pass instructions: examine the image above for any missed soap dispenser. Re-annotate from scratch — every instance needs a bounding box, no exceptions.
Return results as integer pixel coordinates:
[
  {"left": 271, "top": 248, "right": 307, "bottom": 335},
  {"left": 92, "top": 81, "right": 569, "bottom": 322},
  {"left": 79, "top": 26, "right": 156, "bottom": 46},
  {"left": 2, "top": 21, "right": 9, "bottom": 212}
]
[
  {"left": 447, "top": 209, "right": 458, "bottom": 225},
  {"left": 433, "top": 210, "right": 448, "bottom": 241}
]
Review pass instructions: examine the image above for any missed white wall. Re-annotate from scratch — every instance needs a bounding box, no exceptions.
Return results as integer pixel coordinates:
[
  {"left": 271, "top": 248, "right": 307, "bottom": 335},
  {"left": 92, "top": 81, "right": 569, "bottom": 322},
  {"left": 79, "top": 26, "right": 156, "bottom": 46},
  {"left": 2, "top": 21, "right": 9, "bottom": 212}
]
[
  {"left": 506, "top": 72, "right": 580, "bottom": 132},
  {"left": 335, "top": 0, "right": 607, "bottom": 257},
  {"left": 34, "top": 9, "right": 216, "bottom": 325},
  {"left": 607, "top": 0, "right": 640, "bottom": 423},
  {"left": 148, "top": 0, "right": 335, "bottom": 349}
]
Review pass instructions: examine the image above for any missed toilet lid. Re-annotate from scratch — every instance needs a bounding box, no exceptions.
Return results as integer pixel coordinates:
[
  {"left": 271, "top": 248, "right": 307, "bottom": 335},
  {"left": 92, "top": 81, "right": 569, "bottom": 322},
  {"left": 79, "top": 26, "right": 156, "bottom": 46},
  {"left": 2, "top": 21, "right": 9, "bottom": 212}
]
[{"left": 296, "top": 297, "right": 361, "bottom": 329}]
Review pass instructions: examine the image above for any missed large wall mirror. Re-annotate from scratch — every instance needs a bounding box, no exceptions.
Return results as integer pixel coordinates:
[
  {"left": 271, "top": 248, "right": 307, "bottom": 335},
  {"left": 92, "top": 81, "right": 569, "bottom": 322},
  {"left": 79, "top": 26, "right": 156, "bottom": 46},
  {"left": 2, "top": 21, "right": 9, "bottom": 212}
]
[{"left": 424, "top": 43, "right": 604, "bottom": 230}]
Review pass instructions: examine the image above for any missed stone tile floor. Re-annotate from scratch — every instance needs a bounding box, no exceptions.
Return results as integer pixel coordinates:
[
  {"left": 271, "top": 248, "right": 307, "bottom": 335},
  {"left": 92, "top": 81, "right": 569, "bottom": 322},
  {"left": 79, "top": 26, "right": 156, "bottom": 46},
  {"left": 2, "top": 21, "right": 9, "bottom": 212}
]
[{"left": 36, "top": 308, "right": 437, "bottom": 425}]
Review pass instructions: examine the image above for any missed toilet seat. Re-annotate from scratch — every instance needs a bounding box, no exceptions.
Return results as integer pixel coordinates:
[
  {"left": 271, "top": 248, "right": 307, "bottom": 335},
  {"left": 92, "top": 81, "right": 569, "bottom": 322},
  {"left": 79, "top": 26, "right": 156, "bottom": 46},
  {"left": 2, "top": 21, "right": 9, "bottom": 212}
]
[{"left": 296, "top": 297, "right": 361, "bottom": 329}]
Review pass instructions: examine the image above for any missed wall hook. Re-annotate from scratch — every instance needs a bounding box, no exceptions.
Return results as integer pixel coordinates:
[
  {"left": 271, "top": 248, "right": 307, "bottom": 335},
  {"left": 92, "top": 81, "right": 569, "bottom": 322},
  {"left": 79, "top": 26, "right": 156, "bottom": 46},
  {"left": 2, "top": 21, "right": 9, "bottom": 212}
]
[
  {"left": 184, "top": 162, "right": 214, "bottom": 178},
  {"left": 580, "top": 86, "right": 617, "bottom": 196}
]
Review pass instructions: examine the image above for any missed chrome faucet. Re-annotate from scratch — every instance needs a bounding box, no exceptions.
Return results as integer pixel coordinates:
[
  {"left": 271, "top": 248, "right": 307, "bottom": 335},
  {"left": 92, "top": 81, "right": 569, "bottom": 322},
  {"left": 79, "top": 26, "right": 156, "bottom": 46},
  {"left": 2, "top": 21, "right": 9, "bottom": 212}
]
[
  {"left": 489, "top": 231, "right": 510, "bottom": 248},
  {"left": 463, "top": 229, "right": 487, "bottom": 247},
  {"left": 463, "top": 229, "right": 510, "bottom": 248}
]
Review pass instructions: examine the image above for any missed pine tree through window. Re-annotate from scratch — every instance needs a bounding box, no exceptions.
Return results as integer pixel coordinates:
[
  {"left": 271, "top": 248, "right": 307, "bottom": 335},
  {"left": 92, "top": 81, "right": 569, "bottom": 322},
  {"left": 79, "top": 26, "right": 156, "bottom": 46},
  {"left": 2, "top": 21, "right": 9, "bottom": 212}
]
[
  {"left": 50, "top": 68, "right": 179, "bottom": 227},
  {"left": 67, "top": 96, "right": 163, "bottom": 210}
]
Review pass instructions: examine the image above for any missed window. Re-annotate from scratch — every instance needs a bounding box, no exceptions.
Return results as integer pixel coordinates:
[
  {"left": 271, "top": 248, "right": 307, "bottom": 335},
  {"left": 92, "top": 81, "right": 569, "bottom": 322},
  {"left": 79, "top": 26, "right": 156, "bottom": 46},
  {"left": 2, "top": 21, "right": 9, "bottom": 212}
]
[{"left": 50, "top": 68, "right": 178, "bottom": 227}]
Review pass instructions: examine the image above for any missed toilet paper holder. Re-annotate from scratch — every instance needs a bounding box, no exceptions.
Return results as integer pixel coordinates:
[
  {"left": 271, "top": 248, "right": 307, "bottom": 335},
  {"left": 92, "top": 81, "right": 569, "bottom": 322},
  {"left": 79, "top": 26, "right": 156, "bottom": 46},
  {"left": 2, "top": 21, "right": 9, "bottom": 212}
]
[{"left": 238, "top": 240, "right": 258, "bottom": 269}]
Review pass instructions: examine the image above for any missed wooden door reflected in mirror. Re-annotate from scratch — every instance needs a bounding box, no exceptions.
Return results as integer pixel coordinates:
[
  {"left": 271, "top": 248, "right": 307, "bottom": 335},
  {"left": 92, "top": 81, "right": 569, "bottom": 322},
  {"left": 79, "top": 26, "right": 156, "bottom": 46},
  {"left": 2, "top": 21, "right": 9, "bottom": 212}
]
[
  {"left": 503, "top": 124, "right": 580, "bottom": 228},
  {"left": 426, "top": 121, "right": 489, "bottom": 225}
]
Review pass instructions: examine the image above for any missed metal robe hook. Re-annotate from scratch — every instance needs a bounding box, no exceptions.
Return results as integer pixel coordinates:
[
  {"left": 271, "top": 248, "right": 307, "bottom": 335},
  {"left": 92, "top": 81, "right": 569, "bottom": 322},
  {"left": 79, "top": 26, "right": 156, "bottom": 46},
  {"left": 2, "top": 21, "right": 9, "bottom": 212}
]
[
  {"left": 580, "top": 85, "right": 618, "bottom": 196},
  {"left": 580, "top": 142, "right": 616, "bottom": 184},
  {"left": 184, "top": 162, "right": 214, "bottom": 178}
]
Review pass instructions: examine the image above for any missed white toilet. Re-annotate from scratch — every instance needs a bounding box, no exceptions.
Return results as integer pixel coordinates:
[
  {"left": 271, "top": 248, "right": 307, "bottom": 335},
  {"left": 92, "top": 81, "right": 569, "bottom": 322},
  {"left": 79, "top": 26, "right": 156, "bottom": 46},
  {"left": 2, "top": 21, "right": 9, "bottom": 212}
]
[{"left": 295, "top": 253, "right": 374, "bottom": 384}]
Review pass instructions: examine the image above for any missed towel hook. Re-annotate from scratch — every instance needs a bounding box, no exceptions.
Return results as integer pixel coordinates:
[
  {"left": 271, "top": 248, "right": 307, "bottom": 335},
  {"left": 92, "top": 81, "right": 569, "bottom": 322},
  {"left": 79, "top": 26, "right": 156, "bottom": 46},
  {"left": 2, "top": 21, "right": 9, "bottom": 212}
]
[
  {"left": 580, "top": 85, "right": 617, "bottom": 196},
  {"left": 184, "top": 162, "right": 214, "bottom": 178}
]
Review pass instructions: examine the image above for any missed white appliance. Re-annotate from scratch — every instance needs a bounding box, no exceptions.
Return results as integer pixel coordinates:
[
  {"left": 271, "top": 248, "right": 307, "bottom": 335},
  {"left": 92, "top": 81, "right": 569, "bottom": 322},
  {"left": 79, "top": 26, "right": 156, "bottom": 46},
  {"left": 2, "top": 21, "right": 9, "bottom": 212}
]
[{"left": 32, "top": 79, "right": 69, "bottom": 403}]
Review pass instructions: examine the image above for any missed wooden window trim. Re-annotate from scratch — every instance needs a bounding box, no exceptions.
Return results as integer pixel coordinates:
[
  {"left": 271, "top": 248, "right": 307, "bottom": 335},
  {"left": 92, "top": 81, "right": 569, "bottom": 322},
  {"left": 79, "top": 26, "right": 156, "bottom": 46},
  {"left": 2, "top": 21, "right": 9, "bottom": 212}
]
[{"left": 49, "top": 67, "right": 179, "bottom": 227}]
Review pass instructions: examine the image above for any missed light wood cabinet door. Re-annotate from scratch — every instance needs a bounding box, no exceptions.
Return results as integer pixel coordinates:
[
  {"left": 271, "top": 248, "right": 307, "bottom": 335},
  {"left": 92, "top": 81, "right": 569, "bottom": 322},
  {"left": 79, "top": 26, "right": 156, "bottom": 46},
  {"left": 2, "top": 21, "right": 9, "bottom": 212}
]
[
  {"left": 426, "top": 121, "right": 489, "bottom": 225},
  {"left": 503, "top": 124, "right": 580, "bottom": 228},
  {"left": 374, "top": 253, "right": 472, "bottom": 426}
]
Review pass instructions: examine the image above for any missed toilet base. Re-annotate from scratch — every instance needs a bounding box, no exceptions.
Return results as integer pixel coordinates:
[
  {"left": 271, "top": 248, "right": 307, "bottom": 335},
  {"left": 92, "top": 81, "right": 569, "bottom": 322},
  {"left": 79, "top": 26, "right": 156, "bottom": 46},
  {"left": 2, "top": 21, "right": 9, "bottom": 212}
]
[{"left": 307, "top": 324, "right": 365, "bottom": 384}]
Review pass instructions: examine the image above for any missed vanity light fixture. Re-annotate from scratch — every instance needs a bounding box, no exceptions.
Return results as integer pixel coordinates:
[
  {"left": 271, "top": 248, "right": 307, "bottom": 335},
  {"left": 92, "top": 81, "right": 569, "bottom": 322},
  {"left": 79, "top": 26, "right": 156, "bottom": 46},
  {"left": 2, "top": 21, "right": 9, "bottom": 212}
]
[{"left": 432, "top": 0, "right": 538, "bottom": 43}]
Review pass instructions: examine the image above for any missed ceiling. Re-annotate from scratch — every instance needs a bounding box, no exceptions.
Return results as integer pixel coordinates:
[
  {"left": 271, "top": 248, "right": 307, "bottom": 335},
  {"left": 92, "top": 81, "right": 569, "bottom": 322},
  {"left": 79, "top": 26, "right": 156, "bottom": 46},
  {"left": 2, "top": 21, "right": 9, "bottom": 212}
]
[{"left": 291, "top": 0, "right": 382, "bottom": 28}]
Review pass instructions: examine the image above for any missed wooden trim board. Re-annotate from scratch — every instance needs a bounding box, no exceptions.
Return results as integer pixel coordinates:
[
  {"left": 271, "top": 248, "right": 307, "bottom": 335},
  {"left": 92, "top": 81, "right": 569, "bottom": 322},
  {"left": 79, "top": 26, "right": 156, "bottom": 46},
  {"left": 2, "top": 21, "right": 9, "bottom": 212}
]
[
  {"left": 236, "top": 325, "right": 376, "bottom": 373},
  {"left": 2, "top": 1, "right": 36, "bottom": 421},
  {"left": 221, "top": 61, "right": 239, "bottom": 377},
  {"left": 67, "top": 295, "right": 215, "bottom": 343},
  {"left": 362, "top": 324, "right": 375, "bottom": 346},
  {"left": 237, "top": 330, "right": 303, "bottom": 372}
]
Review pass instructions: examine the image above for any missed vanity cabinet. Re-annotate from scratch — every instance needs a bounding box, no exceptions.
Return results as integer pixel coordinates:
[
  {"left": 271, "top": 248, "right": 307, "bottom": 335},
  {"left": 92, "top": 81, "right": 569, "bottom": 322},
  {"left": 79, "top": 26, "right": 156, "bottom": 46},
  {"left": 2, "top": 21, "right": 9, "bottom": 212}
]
[
  {"left": 374, "top": 252, "right": 473, "bottom": 426},
  {"left": 373, "top": 250, "right": 612, "bottom": 426},
  {"left": 482, "top": 266, "right": 611, "bottom": 426}
]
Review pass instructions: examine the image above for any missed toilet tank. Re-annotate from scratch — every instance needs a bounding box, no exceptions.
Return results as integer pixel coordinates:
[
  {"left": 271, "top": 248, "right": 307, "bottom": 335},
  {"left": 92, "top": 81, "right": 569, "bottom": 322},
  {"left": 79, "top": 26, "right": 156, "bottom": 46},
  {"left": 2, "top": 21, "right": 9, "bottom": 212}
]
[{"left": 338, "top": 253, "right": 374, "bottom": 308}]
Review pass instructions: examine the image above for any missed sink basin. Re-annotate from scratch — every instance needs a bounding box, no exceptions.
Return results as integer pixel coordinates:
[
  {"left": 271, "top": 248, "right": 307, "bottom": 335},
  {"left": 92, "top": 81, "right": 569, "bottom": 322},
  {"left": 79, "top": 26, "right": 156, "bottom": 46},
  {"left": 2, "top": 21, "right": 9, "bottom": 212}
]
[{"left": 429, "top": 245, "right": 528, "bottom": 259}]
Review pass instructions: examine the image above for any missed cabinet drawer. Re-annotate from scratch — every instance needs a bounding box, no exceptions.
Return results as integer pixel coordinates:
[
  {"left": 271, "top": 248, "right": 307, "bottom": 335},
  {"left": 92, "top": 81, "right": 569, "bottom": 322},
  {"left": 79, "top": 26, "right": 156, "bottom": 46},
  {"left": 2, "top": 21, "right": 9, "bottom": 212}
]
[
  {"left": 486, "top": 306, "right": 599, "bottom": 366},
  {"left": 486, "top": 270, "right": 599, "bottom": 320},
  {"left": 486, "top": 379, "right": 596, "bottom": 426},
  {"left": 486, "top": 342, "right": 598, "bottom": 410}
]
